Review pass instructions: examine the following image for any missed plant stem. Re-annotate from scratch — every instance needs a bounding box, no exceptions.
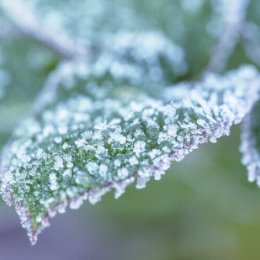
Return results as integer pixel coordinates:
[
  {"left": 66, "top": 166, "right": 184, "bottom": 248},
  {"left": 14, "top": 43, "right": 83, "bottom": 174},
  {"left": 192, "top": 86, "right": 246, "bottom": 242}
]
[
  {"left": 0, "top": 0, "right": 90, "bottom": 59},
  {"left": 206, "top": 0, "right": 250, "bottom": 73}
]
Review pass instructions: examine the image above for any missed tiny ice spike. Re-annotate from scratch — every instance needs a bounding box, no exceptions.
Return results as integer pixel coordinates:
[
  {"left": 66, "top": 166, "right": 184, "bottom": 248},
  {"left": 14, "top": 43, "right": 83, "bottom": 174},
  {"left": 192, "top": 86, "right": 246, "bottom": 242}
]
[{"left": 0, "top": 59, "right": 259, "bottom": 244}]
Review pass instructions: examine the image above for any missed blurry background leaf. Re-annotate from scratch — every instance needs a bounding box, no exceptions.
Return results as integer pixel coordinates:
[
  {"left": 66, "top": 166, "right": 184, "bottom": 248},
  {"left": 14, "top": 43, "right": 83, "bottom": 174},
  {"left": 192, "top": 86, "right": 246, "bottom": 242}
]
[
  {"left": 0, "top": 0, "right": 219, "bottom": 77},
  {"left": 0, "top": 32, "right": 58, "bottom": 148}
]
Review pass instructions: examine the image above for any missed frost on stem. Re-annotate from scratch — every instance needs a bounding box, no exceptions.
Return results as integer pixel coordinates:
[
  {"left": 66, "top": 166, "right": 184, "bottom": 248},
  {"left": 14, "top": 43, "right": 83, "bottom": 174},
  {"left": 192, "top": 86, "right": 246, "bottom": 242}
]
[
  {"left": 242, "top": 22, "right": 260, "bottom": 67},
  {"left": 0, "top": 55, "right": 259, "bottom": 245},
  {"left": 241, "top": 101, "right": 260, "bottom": 186},
  {"left": 207, "top": 0, "right": 250, "bottom": 72},
  {"left": 0, "top": 0, "right": 145, "bottom": 59},
  {"left": 0, "top": 0, "right": 89, "bottom": 58}
]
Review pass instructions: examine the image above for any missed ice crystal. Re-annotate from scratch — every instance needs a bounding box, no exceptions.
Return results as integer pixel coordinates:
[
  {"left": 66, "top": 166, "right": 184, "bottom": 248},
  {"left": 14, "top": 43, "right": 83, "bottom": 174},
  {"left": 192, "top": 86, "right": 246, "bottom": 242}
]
[{"left": 0, "top": 59, "right": 259, "bottom": 244}]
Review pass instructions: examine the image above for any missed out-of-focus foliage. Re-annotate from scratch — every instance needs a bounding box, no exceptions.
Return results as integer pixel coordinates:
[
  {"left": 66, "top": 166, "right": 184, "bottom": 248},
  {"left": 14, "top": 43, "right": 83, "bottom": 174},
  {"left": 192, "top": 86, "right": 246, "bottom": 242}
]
[
  {"left": 0, "top": 0, "right": 223, "bottom": 75},
  {"left": 0, "top": 32, "right": 57, "bottom": 148}
]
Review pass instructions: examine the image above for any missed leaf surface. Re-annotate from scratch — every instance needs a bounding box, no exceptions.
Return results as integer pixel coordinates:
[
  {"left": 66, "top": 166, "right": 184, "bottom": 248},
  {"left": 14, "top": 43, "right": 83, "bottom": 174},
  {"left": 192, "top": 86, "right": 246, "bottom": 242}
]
[{"left": 0, "top": 59, "right": 259, "bottom": 244}]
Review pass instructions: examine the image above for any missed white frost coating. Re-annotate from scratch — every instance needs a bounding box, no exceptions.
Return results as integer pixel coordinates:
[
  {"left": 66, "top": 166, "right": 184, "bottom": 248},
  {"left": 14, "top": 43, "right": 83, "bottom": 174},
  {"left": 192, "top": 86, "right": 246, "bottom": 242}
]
[
  {"left": 0, "top": 0, "right": 89, "bottom": 57},
  {"left": 240, "top": 102, "right": 260, "bottom": 185},
  {"left": 106, "top": 31, "right": 187, "bottom": 77},
  {"left": 207, "top": 0, "right": 250, "bottom": 72},
  {"left": 0, "top": 0, "right": 148, "bottom": 59},
  {"left": 213, "top": 0, "right": 249, "bottom": 25},
  {"left": 92, "top": 31, "right": 187, "bottom": 86},
  {"left": 181, "top": 0, "right": 205, "bottom": 14},
  {"left": 0, "top": 62, "right": 259, "bottom": 245},
  {"left": 242, "top": 22, "right": 260, "bottom": 67}
]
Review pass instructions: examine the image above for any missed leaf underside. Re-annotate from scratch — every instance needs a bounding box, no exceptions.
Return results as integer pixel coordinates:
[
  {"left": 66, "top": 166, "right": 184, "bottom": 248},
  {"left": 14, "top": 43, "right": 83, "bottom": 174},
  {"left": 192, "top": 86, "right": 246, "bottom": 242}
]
[{"left": 0, "top": 60, "right": 259, "bottom": 244}]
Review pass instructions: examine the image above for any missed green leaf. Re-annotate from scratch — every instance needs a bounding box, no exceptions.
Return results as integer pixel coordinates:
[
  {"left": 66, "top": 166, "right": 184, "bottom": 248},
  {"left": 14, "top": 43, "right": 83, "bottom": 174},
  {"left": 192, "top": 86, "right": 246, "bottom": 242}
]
[
  {"left": 0, "top": 60, "right": 259, "bottom": 244},
  {"left": 241, "top": 100, "right": 260, "bottom": 185},
  {"left": 95, "top": 31, "right": 187, "bottom": 85}
]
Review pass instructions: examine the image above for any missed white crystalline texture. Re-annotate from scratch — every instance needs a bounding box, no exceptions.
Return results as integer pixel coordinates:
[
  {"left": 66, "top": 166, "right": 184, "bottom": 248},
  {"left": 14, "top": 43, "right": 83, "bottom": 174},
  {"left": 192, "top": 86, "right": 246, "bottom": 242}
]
[
  {"left": 241, "top": 102, "right": 260, "bottom": 186},
  {"left": 86, "top": 161, "right": 99, "bottom": 175},
  {"left": 118, "top": 168, "right": 129, "bottom": 179},
  {"left": 133, "top": 141, "right": 146, "bottom": 156},
  {"left": 0, "top": 59, "right": 259, "bottom": 245},
  {"left": 207, "top": 0, "right": 249, "bottom": 72},
  {"left": 99, "top": 164, "right": 108, "bottom": 178},
  {"left": 106, "top": 31, "right": 187, "bottom": 79},
  {"left": 69, "top": 31, "right": 187, "bottom": 89},
  {"left": 49, "top": 173, "right": 59, "bottom": 191}
]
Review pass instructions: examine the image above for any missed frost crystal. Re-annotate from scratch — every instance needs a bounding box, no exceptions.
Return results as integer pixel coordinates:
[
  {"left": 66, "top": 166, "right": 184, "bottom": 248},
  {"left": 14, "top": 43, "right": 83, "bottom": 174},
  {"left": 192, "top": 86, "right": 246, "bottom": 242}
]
[{"left": 0, "top": 59, "right": 259, "bottom": 245}]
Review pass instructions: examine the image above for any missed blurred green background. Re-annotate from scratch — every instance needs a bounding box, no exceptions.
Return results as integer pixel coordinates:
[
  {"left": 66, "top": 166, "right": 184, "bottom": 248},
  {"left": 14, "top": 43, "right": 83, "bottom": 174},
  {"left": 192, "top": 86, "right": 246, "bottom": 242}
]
[{"left": 1, "top": 0, "right": 260, "bottom": 259}]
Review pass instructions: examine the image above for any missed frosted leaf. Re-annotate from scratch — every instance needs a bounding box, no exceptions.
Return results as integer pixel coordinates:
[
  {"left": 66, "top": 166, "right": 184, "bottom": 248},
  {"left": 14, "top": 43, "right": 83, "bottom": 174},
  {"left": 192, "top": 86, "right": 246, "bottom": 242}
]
[
  {"left": 243, "top": 0, "right": 260, "bottom": 68},
  {"left": 0, "top": 62, "right": 259, "bottom": 245},
  {"left": 241, "top": 101, "right": 260, "bottom": 185},
  {"left": 0, "top": 0, "right": 143, "bottom": 48},
  {"left": 1, "top": 0, "right": 217, "bottom": 76},
  {"left": 83, "top": 31, "right": 187, "bottom": 89},
  {"left": 103, "top": 31, "right": 187, "bottom": 81},
  {"left": 35, "top": 30, "right": 187, "bottom": 110}
]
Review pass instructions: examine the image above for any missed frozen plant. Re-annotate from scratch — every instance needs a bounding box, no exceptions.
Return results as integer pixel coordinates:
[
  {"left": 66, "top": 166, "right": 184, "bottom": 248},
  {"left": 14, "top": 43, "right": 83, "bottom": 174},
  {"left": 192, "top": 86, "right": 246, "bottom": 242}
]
[{"left": 0, "top": 0, "right": 260, "bottom": 245}]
